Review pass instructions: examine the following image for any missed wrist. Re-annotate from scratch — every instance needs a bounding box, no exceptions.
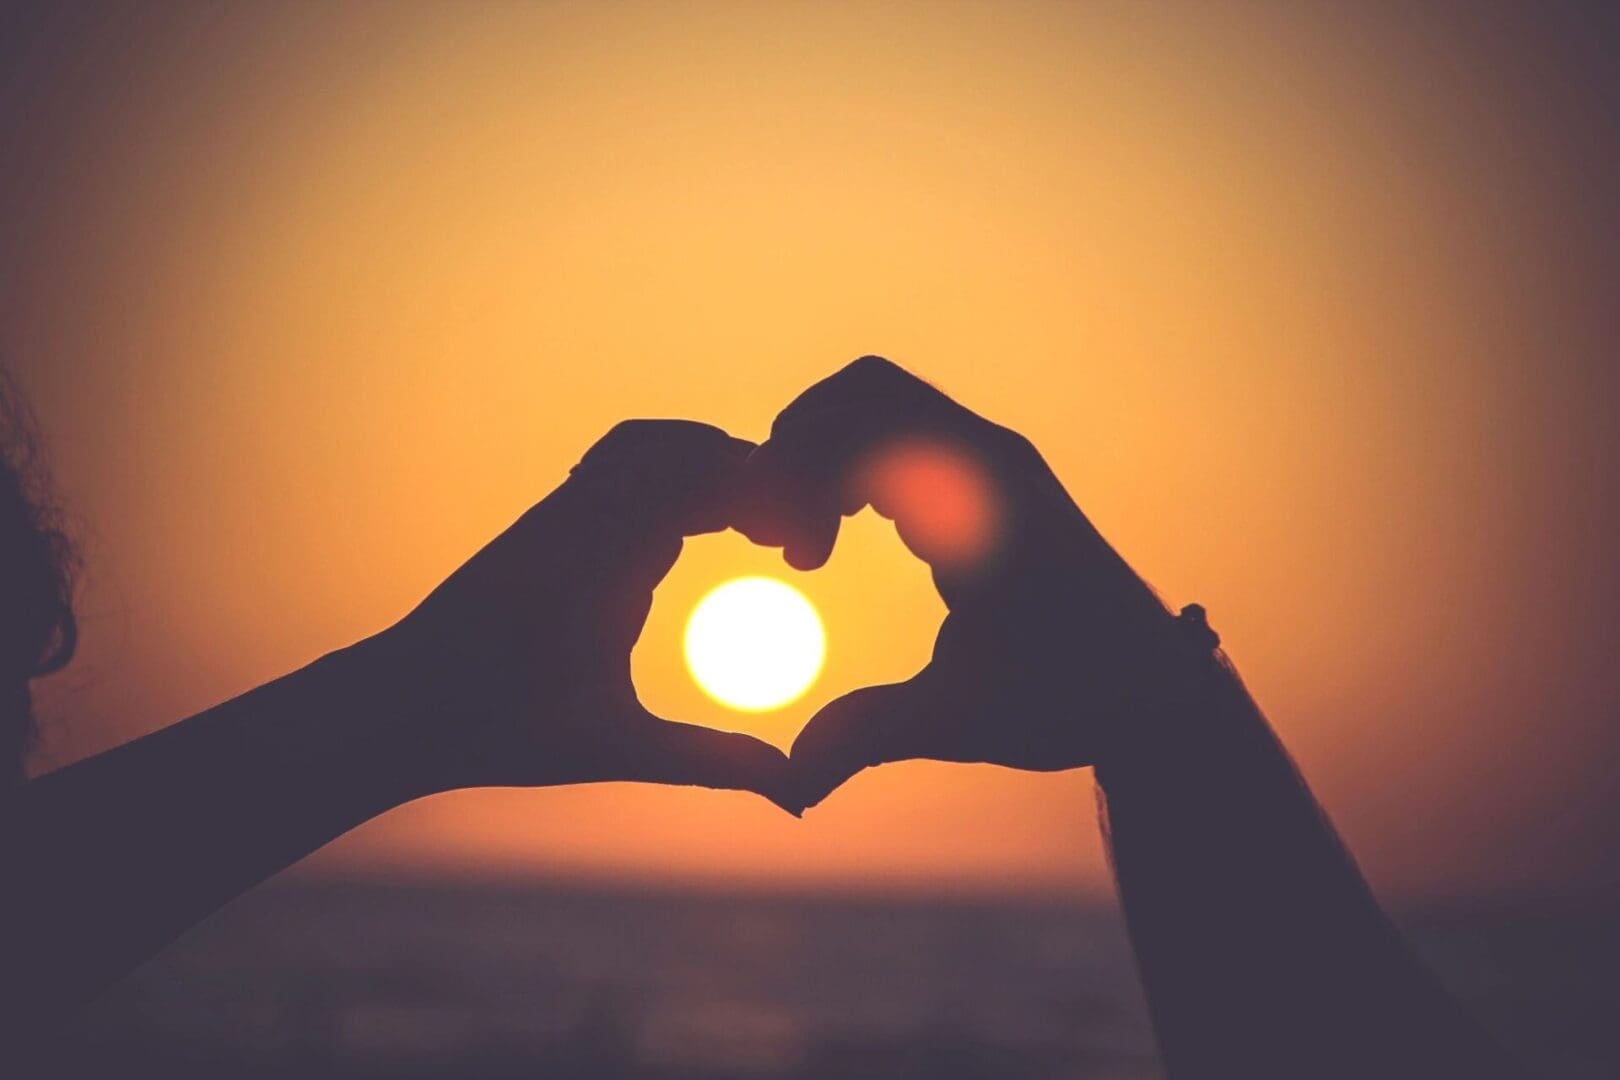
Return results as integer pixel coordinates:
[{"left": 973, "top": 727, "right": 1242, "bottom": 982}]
[
  {"left": 320, "top": 631, "right": 463, "bottom": 806},
  {"left": 1092, "top": 643, "right": 1248, "bottom": 793},
  {"left": 1084, "top": 594, "right": 1238, "bottom": 779}
]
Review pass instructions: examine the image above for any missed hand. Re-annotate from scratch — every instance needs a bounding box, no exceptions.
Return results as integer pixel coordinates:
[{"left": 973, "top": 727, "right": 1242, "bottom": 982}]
[
  {"left": 375, "top": 419, "right": 798, "bottom": 812},
  {"left": 740, "top": 357, "right": 1184, "bottom": 808}
]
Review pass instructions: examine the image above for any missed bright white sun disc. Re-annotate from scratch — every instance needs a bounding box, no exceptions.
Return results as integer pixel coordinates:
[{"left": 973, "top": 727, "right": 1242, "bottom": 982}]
[{"left": 684, "top": 576, "right": 826, "bottom": 712}]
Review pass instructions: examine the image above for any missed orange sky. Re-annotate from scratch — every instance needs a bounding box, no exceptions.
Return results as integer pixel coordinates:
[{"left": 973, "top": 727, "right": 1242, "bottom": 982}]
[{"left": 4, "top": 1, "right": 1617, "bottom": 904}]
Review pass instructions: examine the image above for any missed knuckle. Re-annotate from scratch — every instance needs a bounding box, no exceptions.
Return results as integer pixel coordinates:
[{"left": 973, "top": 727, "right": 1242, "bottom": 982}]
[
  {"left": 990, "top": 423, "right": 1041, "bottom": 462},
  {"left": 843, "top": 354, "right": 903, "bottom": 378},
  {"left": 588, "top": 419, "right": 656, "bottom": 455},
  {"left": 840, "top": 354, "right": 923, "bottom": 395},
  {"left": 606, "top": 418, "right": 659, "bottom": 438}
]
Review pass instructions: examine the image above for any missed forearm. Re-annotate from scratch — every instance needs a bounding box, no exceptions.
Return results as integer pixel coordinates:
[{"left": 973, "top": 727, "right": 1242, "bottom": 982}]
[
  {"left": 0, "top": 635, "right": 439, "bottom": 1030},
  {"left": 1097, "top": 654, "right": 1511, "bottom": 1077}
]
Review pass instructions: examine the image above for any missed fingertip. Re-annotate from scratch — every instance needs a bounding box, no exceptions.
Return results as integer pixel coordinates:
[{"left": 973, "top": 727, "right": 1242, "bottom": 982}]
[
  {"left": 782, "top": 538, "right": 832, "bottom": 571},
  {"left": 786, "top": 725, "right": 859, "bottom": 810},
  {"left": 781, "top": 507, "right": 840, "bottom": 570},
  {"left": 750, "top": 744, "right": 808, "bottom": 817},
  {"left": 643, "top": 720, "right": 793, "bottom": 801},
  {"left": 787, "top": 679, "right": 936, "bottom": 807},
  {"left": 748, "top": 779, "right": 805, "bottom": 817},
  {"left": 792, "top": 767, "right": 850, "bottom": 812},
  {"left": 730, "top": 445, "right": 797, "bottom": 548}
]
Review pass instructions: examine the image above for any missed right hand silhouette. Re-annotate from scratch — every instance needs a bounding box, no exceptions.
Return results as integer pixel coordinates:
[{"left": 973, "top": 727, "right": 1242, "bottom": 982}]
[{"left": 740, "top": 358, "right": 1185, "bottom": 808}]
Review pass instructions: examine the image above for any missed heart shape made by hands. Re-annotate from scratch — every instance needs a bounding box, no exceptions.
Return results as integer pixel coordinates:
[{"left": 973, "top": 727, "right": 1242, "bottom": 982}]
[
  {"left": 630, "top": 503, "right": 948, "bottom": 755},
  {"left": 638, "top": 356, "right": 1179, "bottom": 810}
]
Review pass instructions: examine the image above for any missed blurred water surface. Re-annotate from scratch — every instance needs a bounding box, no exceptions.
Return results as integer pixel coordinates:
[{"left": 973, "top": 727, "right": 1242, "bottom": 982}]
[{"left": 40, "top": 878, "right": 1619, "bottom": 1078}]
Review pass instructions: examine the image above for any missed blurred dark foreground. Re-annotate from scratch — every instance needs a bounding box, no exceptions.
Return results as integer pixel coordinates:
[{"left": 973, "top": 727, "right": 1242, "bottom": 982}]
[{"left": 35, "top": 876, "right": 1619, "bottom": 1078}]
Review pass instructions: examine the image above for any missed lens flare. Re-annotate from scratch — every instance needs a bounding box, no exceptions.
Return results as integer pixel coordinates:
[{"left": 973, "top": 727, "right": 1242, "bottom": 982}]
[{"left": 855, "top": 438, "right": 998, "bottom": 567}]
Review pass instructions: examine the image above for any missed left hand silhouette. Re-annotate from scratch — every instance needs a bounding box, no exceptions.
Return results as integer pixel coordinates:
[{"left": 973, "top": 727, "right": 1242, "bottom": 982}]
[{"left": 375, "top": 419, "right": 799, "bottom": 812}]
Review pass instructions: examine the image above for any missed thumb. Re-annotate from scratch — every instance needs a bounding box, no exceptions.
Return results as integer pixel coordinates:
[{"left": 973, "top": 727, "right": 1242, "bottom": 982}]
[
  {"left": 621, "top": 709, "right": 803, "bottom": 816},
  {"left": 788, "top": 680, "right": 935, "bottom": 809}
]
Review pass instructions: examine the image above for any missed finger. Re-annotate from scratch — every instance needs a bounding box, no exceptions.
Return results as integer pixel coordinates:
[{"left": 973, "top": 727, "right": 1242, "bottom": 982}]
[
  {"left": 787, "top": 680, "right": 937, "bottom": 809},
  {"left": 739, "top": 357, "right": 973, "bottom": 553},
  {"left": 624, "top": 711, "right": 803, "bottom": 816},
  {"left": 771, "top": 355, "right": 978, "bottom": 435},
  {"left": 740, "top": 358, "right": 1009, "bottom": 576},
  {"left": 569, "top": 419, "right": 756, "bottom": 538},
  {"left": 555, "top": 420, "right": 756, "bottom": 591}
]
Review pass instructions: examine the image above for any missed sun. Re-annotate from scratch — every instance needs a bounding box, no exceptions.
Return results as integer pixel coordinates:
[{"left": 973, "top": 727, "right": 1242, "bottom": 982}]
[{"left": 684, "top": 576, "right": 826, "bottom": 712}]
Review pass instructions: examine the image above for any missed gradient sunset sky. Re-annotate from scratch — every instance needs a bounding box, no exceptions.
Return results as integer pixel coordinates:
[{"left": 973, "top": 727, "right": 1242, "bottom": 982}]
[{"left": 4, "top": 1, "right": 1616, "bottom": 904}]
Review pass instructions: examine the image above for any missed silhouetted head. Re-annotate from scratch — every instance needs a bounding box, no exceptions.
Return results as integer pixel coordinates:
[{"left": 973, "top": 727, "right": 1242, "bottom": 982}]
[{"left": 0, "top": 371, "right": 77, "bottom": 787}]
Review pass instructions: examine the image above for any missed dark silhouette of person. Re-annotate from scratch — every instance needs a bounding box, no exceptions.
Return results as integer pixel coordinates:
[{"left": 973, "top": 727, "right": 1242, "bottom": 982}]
[{"left": 0, "top": 358, "right": 1518, "bottom": 1077}]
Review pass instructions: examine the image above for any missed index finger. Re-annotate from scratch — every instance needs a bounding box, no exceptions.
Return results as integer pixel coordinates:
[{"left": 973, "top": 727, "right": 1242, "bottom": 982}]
[
  {"left": 740, "top": 357, "right": 1009, "bottom": 573},
  {"left": 566, "top": 418, "right": 757, "bottom": 538}
]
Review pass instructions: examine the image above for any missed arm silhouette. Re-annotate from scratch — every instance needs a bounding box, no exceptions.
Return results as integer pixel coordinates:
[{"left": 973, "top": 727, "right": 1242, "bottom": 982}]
[
  {"left": 1095, "top": 652, "right": 1512, "bottom": 1076},
  {"left": 3, "top": 637, "right": 438, "bottom": 1033},
  {"left": 1, "top": 419, "right": 794, "bottom": 1037},
  {"left": 751, "top": 357, "right": 1513, "bottom": 1077}
]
